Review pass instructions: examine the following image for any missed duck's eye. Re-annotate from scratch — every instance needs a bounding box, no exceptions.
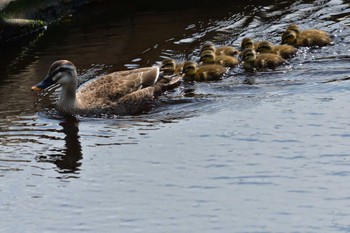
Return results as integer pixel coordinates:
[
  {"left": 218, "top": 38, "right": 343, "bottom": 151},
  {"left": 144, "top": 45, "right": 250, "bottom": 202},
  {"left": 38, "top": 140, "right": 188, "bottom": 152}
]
[
  {"left": 49, "top": 67, "right": 72, "bottom": 82},
  {"left": 52, "top": 72, "right": 63, "bottom": 82}
]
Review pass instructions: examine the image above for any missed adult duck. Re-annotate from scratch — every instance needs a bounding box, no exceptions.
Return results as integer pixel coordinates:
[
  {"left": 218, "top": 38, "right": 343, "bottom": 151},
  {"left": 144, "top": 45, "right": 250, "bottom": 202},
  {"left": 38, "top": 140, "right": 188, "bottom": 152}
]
[{"left": 31, "top": 60, "right": 181, "bottom": 116}]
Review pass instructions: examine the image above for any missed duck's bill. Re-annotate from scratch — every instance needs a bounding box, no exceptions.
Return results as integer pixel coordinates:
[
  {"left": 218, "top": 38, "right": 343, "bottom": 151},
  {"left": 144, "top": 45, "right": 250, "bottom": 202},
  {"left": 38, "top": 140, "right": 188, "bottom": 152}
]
[{"left": 31, "top": 75, "right": 55, "bottom": 92}]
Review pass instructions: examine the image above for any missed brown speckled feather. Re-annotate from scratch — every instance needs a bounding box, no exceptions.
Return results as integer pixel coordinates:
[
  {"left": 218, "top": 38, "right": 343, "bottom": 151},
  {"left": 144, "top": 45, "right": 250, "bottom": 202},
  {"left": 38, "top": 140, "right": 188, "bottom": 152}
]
[{"left": 76, "top": 67, "right": 159, "bottom": 111}]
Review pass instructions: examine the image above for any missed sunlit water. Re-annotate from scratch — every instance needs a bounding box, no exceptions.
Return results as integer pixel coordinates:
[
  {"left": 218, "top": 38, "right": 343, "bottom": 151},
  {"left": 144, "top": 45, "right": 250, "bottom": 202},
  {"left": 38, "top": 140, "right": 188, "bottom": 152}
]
[{"left": 1, "top": 0, "right": 350, "bottom": 232}]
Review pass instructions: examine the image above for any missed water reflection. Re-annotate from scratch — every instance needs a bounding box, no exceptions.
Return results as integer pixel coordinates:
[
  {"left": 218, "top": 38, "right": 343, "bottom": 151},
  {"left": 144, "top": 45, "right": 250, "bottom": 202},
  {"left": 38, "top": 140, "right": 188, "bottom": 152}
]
[{"left": 36, "top": 116, "right": 82, "bottom": 174}]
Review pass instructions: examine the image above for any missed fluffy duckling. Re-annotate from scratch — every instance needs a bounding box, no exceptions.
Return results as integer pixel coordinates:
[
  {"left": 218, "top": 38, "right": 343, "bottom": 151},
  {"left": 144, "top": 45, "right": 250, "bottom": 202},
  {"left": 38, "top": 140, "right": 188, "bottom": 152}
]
[
  {"left": 200, "top": 41, "right": 239, "bottom": 57},
  {"left": 287, "top": 24, "right": 329, "bottom": 37},
  {"left": 256, "top": 41, "right": 297, "bottom": 59},
  {"left": 281, "top": 24, "right": 332, "bottom": 47},
  {"left": 241, "top": 37, "right": 261, "bottom": 51},
  {"left": 182, "top": 60, "right": 226, "bottom": 82},
  {"left": 241, "top": 48, "right": 286, "bottom": 71},
  {"left": 200, "top": 50, "right": 239, "bottom": 68},
  {"left": 31, "top": 60, "right": 181, "bottom": 116},
  {"left": 160, "top": 58, "right": 183, "bottom": 75}
]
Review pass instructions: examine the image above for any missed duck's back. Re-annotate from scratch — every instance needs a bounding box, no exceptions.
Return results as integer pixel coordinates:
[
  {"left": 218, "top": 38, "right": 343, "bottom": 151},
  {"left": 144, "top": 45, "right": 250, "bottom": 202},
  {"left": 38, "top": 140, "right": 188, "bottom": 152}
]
[
  {"left": 298, "top": 30, "right": 332, "bottom": 47},
  {"left": 273, "top": 45, "right": 298, "bottom": 59},
  {"left": 196, "top": 64, "right": 226, "bottom": 81},
  {"left": 76, "top": 67, "right": 159, "bottom": 110},
  {"left": 255, "top": 54, "right": 285, "bottom": 68}
]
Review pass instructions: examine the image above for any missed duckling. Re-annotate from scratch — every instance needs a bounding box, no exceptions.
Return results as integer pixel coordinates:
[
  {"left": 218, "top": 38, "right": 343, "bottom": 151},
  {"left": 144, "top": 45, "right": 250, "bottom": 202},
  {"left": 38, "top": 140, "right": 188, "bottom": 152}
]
[
  {"left": 216, "top": 46, "right": 240, "bottom": 57},
  {"left": 160, "top": 58, "right": 183, "bottom": 75},
  {"left": 241, "top": 48, "right": 286, "bottom": 71},
  {"left": 256, "top": 41, "right": 297, "bottom": 59},
  {"left": 241, "top": 37, "right": 261, "bottom": 51},
  {"left": 200, "top": 41, "right": 216, "bottom": 53},
  {"left": 200, "top": 41, "right": 239, "bottom": 57},
  {"left": 200, "top": 50, "right": 239, "bottom": 68},
  {"left": 31, "top": 60, "right": 182, "bottom": 116},
  {"left": 281, "top": 24, "right": 332, "bottom": 47},
  {"left": 182, "top": 60, "right": 226, "bottom": 82},
  {"left": 287, "top": 24, "right": 329, "bottom": 37}
]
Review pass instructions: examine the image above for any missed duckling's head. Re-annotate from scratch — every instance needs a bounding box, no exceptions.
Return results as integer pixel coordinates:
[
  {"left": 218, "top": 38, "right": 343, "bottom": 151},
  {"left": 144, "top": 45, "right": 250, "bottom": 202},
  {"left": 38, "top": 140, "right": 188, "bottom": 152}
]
[
  {"left": 200, "top": 41, "right": 216, "bottom": 53},
  {"left": 182, "top": 61, "right": 198, "bottom": 75},
  {"left": 241, "top": 48, "right": 256, "bottom": 62},
  {"left": 31, "top": 60, "right": 78, "bottom": 92},
  {"left": 200, "top": 50, "right": 216, "bottom": 64},
  {"left": 160, "top": 58, "right": 176, "bottom": 73},
  {"left": 256, "top": 41, "right": 274, "bottom": 54},
  {"left": 241, "top": 38, "right": 254, "bottom": 50},
  {"left": 281, "top": 30, "right": 297, "bottom": 45},
  {"left": 287, "top": 24, "right": 301, "bottom": 34}
]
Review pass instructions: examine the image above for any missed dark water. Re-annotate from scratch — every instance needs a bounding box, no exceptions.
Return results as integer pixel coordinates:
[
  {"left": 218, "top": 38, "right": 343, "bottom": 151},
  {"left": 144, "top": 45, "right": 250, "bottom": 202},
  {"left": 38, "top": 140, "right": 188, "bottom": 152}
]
[{"left": 1, "top": 0, "right": 350, "bottom": 232}]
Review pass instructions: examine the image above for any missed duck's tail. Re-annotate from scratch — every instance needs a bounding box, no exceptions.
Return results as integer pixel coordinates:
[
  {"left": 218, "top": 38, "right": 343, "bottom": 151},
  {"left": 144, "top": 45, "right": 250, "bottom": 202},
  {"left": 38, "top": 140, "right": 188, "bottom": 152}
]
[{"left": 154, "top": 74, "right": 182, "bottom": 96}]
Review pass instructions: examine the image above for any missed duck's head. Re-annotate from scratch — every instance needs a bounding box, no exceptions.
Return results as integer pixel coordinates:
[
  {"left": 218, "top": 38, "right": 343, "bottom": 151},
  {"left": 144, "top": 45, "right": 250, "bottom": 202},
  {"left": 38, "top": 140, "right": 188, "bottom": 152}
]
[
  {"left": 200, "top": 41, "right": 216, "bottom": 53},
  {"left": 31, "top": 60, "right": 77, "bottom": 92},
  {"left": 256, "top": 41, "right": 274, "bottom": 54},
  {"left": 281, "top": 30, "right": 297, "bottom": 45},
  {"left": 160, "top": 58, "right": 176, "bottom": 73},
  {"left": 241, "top": 48, "right": 256, "bottom": 62},
  {"left": 286, "top": 24, "right": 301, "bottom": 35},
  {"left": 241, "top": 38, "right": 254, "bottom": 50},
  {"left": 200, "top": 50, "right": 216, "bottom": 64},
  {"left": 182, "top": 61, "right": 198, "bottom": 75}
]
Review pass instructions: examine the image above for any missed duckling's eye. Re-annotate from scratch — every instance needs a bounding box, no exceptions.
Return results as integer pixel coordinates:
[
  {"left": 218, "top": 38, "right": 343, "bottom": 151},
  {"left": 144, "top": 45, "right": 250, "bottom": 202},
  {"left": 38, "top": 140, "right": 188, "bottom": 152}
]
[
  {"left": 243, "top": 53, "right": 253, "bottom": 59},
  {"left": 284, "top": 35, "right": 294, "bottom": 40},
  {"left": 259, "top": 45, "right": 270, "bottom": 49},
  {"left": 184, "top": 66, "right": 194, "bottom": 72}
]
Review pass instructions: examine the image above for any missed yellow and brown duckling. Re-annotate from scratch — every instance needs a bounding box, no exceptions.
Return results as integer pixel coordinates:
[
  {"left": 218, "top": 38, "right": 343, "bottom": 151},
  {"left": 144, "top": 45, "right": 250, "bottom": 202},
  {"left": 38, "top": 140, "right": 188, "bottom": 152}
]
[
  {"left": 241, "top": 37, "right": 261, "bottom": 51},
  {"left": 182, "top": 60, "right": 226, "bottom": 82},
  {"left": 256, "top": 41, "right": 297, "bottom": 59},
  {"left": 160, "top": 58, "right": 183, "bottom": 75},
  {"left": 200, "top": 50, "right": 239, "bottom": 68},
  {"left": 281, "top": 24, "right": 332, "bottom": 47},
  {"left": 241, "top": 48, "right": 286, "bottom": 71},
  {"left": 200, "top": 41, "right": 240, "bottom": 57}
]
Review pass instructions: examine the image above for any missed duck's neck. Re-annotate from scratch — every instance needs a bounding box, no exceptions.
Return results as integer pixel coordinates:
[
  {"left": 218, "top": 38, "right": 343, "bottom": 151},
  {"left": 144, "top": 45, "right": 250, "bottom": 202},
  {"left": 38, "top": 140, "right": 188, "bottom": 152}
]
[{"left": 57, "top": 81, "right": 80, "bottom": 114}]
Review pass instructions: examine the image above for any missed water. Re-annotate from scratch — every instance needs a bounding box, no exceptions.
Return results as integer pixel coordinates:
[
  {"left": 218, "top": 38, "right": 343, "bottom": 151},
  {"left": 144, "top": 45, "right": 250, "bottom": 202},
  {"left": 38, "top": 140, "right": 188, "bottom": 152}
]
[{"left": 1, "top": 0, "right": 350, "bottom": 232}]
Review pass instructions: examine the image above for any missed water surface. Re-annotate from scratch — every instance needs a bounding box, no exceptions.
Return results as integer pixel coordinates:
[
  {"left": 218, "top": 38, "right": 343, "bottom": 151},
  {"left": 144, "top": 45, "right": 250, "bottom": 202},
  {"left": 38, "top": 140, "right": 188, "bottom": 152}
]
[{"left": 1, "top": 0, "right": 350, "bottom": 232}]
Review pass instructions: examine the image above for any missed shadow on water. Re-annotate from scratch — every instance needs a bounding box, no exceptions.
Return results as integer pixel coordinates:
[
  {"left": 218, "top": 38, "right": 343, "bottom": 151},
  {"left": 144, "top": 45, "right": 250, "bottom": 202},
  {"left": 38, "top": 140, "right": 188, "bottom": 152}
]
[{"left": 35, "top": 116, "right": 82, "bottom": 174}]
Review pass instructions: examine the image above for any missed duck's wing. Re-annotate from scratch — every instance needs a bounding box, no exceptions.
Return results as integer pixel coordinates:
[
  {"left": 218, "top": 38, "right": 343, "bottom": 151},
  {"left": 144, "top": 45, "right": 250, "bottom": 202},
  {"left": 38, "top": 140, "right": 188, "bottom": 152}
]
[
  {"left": 115, "top": 67, "right": 160, "bottom": 87},
  {"left": 76, "top": 67, "right": 159, "bottom": 108},
  {"left": 111, "top": 74, "right": 182, "bottom": 115}
]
